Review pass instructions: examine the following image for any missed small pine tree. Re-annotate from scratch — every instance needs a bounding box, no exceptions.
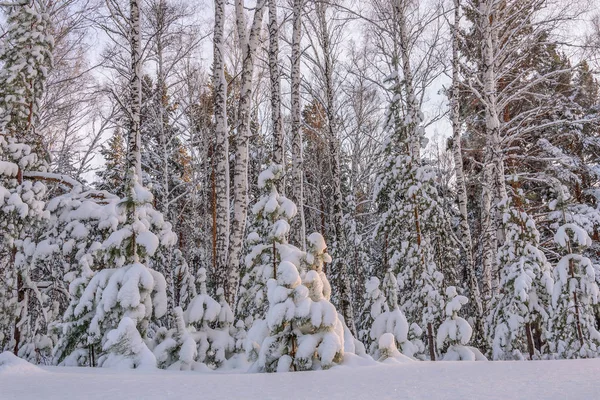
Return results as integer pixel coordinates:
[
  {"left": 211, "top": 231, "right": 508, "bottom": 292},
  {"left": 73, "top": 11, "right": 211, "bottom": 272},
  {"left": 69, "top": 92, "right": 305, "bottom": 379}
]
[
  {"left": 257, "top": 260, "right": 302, "bottom": 372},
  {"left": 488, "top": 199, "right": 553, "bottom": 360},
  {"left": 358, "top": 277, "right": 388, "bottom": 355},
  {"left": 437, "top": 287, "right": 486, "bottom": 361},
  {"left": 549, "top": 221, "right": 600, "bottom": 358},
  {"left": 54, "top": 179, "right": 176, "bottom": 366},
  {"left": 95, "top": 128, "right": 127, "bottom": 197},
  {"left": 151, "top": 307, "right": 197, "bottom": 370},
  {"left": 294, "top": 233, "right": 344, "bottom": 371},
  {"left": 101, "top": 317, "right": 157, "bottom": 370},
  {"left": 369, "top": 269, "right": 422, "bottom": 359},
  {"left": 238, "top": 164, "right": 297, "bottom": 324},
  {"left": 184, "top": 269, "right": 234, "bottom": 369}
]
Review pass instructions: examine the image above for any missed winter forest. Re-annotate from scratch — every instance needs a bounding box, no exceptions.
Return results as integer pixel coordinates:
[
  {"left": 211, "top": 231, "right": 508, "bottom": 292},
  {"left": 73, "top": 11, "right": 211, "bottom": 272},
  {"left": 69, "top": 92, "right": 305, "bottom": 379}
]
[{"left": 2, "top": 0, "right": 600, "bottom": 379}]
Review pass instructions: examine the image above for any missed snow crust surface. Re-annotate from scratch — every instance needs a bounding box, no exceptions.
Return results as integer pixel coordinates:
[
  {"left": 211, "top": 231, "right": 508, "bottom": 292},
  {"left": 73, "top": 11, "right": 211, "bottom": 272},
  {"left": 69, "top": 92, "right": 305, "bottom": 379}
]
[{"left": 1, "top": 357, "right": 599, "bottom": 399}]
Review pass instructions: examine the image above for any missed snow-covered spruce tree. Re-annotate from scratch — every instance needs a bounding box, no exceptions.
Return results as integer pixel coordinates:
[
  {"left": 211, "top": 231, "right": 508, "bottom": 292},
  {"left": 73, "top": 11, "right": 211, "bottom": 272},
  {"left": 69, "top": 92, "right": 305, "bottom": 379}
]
[
  {"left": 549, "top": 200, "right": 600, "bottom": 359},
  {"left": 258, "top": 235, "right": 346, "bottom": 373},
  {"left": 95, "top": 127, "right": 127, "bottom": 197},
  {"left": 369, "top": 268, "right": 421, "bottom": 360},
  {"left": 101, "top": 316, "right": 157, "bottom": 370},
  {"left": 183, "top": 268, "right": 234, "bottom": 369},
  {"left": 52, "top": 182, "right": 176, "bottom": 367},
  {"left": 151, "top": 306, "right": 197, "bottom": 370},
  {"left": 0, "top": 0, "right": 54, "bottom": 356},
  {"left": 487, "top": 198, "right": 554, "bottom": 360},
  {"left": 437, "top": 286, "right": 486, "bottom": 361},
  {"left": 358, "top": 277, "right": 387, "bottom": 355},
  {"left": 257, "top": 260, "right": 302, "bottom": 372},
  {"left": 294, "top": 233, "right": 344, "bottom": 371},
  {"left": 238, "top": 164, "right": 297, "bottom": 325},
  {"left": 172, "top": 249, "right": 196, "bottom": 310}
]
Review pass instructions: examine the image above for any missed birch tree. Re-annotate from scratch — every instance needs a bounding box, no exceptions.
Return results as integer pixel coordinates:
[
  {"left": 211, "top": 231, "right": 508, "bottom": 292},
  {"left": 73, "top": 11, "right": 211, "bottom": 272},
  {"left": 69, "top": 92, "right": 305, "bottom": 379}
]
[
  {"left": 267, "top": 0, "right": 284, "bottom": 173},
  {"left": 290, "top": 0, "right": 306, "bottom": 249},
  {"left": 226, "top": 0, "right": 267, "bottom": 305},
  {"left": 212, "top": 0, "right": 230, "bottom": 297}
]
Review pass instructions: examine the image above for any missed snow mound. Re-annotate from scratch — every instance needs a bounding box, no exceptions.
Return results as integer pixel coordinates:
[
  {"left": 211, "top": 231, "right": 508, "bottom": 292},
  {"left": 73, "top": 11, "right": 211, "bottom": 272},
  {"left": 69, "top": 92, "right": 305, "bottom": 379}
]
[{"left": 0, "top": 352, "right": 44, "bottom": 374}]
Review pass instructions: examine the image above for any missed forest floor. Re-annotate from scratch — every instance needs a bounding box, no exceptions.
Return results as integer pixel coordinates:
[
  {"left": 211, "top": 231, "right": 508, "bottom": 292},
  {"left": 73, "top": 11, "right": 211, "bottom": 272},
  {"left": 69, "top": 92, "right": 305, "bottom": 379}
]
[{"left": 1, "top": 353, "right": 599, "bottom": 399}]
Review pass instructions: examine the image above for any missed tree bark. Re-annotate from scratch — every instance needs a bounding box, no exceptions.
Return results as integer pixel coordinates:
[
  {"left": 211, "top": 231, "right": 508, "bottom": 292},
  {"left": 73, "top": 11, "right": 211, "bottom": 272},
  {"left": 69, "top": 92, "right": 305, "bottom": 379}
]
[
  {"left": 228, "top": 0, "right": 267, "bottom": 304},
  {"left": 213, "top": 0, "right": 231, "bottom": 294},
  {"left": 290, "top": 0, "right": 306, "bottom": 250},
  {"left": 268, "top": 0, "right": 284, "bottom": 178},
  {"left": 128, "top": 0, "right": 143, "bottom": 183},
  {"left": 479, "top": 0, "right": 507, "bottom": 297}
]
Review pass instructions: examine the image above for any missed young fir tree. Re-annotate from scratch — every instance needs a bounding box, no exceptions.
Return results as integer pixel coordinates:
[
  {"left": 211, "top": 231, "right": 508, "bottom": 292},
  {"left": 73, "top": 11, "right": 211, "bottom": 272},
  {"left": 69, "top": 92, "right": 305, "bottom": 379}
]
[
  {"left": 257, "top": 260, "right": 303, "bottom": 372},
  {"left": 294, "top": 233, "right": 344, "bottom": 371},
  {"left": 151, "top": 306, "right": 197, "bottom": 370},
  {"left": 239, "top": 164, "right": 299, "bottom": 325},
  {"left": 369, "top": 268, "right": 421, "bottom": 360},
  {"left": 549, "top": 193, "right": 600, "bottom": 359},
  {"left": 437, "top": 286, "right": 486, "bottom": 361},
  {"left": 183, "top": 268, "right": 234, "bottom": 369},
  {"left": 95, "top": 128, "right": 127, "bottom": 197},
  {"left": 0, "top": 0, "right": 54, "bottom": 357},
  {"left": 358, "top": 277, "right": 388, "bottom": 355},
  {"left": 258, "top": 233, "right": 346, "bottom": 372},
  {"left": 488, "top": 198, "right": 554, "bottom": 360}
]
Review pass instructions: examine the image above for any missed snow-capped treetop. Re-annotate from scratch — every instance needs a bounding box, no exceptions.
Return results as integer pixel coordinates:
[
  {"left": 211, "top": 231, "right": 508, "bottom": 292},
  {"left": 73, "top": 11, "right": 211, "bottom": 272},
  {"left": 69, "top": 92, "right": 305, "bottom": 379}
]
[
  {"left": 305, "top": 232, "right": 332, "bottom": 267},
  {"left": 554, "top": 223, "right": 592, "bottom": 249}
]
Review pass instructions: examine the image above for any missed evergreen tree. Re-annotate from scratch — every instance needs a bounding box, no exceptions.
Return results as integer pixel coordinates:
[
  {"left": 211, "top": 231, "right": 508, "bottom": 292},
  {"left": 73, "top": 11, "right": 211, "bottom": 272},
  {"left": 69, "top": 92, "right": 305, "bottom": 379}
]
[
  {"left": 488, "top": 199, "right": 553, "bottom": 360},
  {"left": 238, "top": 164, "right": 298, "bottom": 325},
  {"left": 183, "top": 268, "right": 234, "bottom": 368},
  {"left": 369, "top": 268, "right": 422, "bottom": 360},
  {"left": 0, "top": 0, "right": 54, "bottom": 356},
  {"left": 294, "top": 233, "right": 344, "bottom": 370},
  {"left": 549, "top": 193, "right": 600, "bottom": 359},
  {"left": 358, "top": 277, "right": 387, "bottom": 355},
  {"left": 95, "top": 128, "right": 126, "bottom": 197},
  {"left": 437, "top": 286, "right": 486, "bottom": 361},
  {"left": 374, "top": 72, "right": 453, "bottom": 360},
  {"left": 257, "top": 260, "right": 302, "bottom": 372}
]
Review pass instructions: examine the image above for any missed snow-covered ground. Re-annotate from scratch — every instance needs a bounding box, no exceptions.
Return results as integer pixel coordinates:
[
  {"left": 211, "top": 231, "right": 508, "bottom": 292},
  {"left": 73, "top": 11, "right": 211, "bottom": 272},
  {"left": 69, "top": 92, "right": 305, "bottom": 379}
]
[{"left": 1, "top": 353, "right": 599, "bottom": 400}]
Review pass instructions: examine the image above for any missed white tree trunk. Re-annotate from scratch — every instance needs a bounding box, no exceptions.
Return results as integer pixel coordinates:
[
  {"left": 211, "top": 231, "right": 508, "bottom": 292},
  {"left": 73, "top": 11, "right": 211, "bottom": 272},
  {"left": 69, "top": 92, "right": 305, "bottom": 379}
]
[
  {"left": 213, "top": 0, "right": 231, "bottom": 295},
  {"left": 290, "top": 0, "right": 306, "bottom": 250},
  {"left": 268, "top": 0, "right": 284, "bottom": 175},
  {"left": 128, "top": 0, "right": 143, "bottom": 183},
  {"left": 479, "top": 0, "right": 507, "bottom": 296},
  {"left": 228, "top": 0, "right": 266, "bottom": 304}
]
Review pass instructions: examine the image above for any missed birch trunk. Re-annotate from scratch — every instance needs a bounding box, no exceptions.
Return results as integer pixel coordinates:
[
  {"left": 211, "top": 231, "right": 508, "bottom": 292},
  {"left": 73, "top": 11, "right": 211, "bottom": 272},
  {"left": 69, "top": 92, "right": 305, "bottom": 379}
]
[
  {"left": 479, "top": 0, "right": 507, "bottom": 296},
  {"left": 228, "top": 0, "right": 267, "bottom": 304},
  {"left": 155, "top": 1, "right": 175, "bottom": 319},
  {"left": 124, "top": 0, "right": 143, "bottom": 264},
  {"left": 128, "top": 0, "right": 143, "bottom": 183},
  {"left": 290, "top": 0, "right": 306, "bottom": 249},
  {"left": 213, "top": 0, "right": 231, "bottom": 295},
  {"left": 451, "top": 0, "right": 484, "bottom": 341},
  {"left": 268, "top": 0, "right": 284, "bottom": 177}
]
